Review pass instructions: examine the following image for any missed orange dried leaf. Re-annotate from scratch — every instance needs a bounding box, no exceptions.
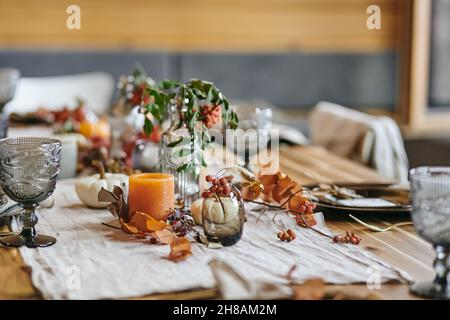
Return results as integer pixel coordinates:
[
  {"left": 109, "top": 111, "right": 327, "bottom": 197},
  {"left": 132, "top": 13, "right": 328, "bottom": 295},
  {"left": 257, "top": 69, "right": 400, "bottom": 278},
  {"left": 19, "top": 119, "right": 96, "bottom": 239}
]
[
  {"left": 241, "top": 180, "right": 264, "bottom": 201},
  {"left": 130, "top": 211, "right": 152, "bottom": 232},
  {"left": 145, "top": 216, "right": 170, "bottom": 232},
  {"left": 259, "top": 174, "right": 279, "bottom": 186},
  {"left": 126, "top": 211, "right": 170, "bottom": 234},
  {"left": 277, "top": 176, "right": 293, "bottom": 195},
  {"left": 154, "top": 228, "right": 175, "bottom": 244},
  {"left": 272, "top": 185, "right": 291, "bottom": 203},
  {"left": 276, "top": 171, "right": 286, "bottom": 180},
  {"left": 295, "top": 214, "right": 317, "bottom": 227},
  {"left": 168, "top": 237, "right": 192, "bottom": 262},
  {"left": 288, "top": 195, "right": 307, "bottom": 210},
  {"left": 289, "top": 184, "right": 302, "bottom": 194},
  {"left": 119, "top": 218, "right": 140, "bottom": 235}
]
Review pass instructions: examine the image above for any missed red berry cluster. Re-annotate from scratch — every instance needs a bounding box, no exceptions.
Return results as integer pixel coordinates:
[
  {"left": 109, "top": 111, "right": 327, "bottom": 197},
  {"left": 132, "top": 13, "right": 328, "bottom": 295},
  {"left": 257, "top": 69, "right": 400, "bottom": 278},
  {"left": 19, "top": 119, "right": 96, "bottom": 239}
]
[
  {"left": 202, "top": 174, "right": 234, "bottom": 198},
  {"left": 200, "top": 105, "right": 221, "bottom": 128},
  {"left": 300, "top": 201, "right": 316, "bottom": 215},
  {"left": 277, "top": 229, "right": 296, "bottom": 242},
  {"left": 53, "top": 105, "right": 87, "bottom": 124},
  {"left": 130, "top": 83, "right": 150, "bottom": 106},
  {"left": 333, "top": 231, "right": 361, "bottom": 245}
]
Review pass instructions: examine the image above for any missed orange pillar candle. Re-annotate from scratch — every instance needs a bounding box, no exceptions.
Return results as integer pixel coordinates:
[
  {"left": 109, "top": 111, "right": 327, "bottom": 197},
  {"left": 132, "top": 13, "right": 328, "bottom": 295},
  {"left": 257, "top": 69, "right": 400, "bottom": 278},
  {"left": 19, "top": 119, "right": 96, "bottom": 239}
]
[{"left": 128, "top": 173, "right": 175, "bottom": 221}]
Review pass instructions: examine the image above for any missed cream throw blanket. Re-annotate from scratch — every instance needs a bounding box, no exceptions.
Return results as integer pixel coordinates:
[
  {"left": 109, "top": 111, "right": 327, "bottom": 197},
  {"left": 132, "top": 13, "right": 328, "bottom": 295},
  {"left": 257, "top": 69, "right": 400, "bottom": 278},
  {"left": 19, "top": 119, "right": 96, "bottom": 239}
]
[{"left": 310, "top": 102, "right": 409, "bottom": 183}]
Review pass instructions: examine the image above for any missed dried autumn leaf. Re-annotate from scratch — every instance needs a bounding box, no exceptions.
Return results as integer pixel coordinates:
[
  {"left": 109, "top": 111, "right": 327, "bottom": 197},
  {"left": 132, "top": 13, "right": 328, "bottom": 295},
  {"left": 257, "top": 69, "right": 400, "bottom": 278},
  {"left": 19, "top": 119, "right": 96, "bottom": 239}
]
[
  {"left": 259, "top": 174, "right": 278, "bottom": 186},
  {"left": 98, "top": 187, "right": 118, "bottom": 203},
  {"left": 127, "top": 211, "right": 170, "bottom": 233},
  {"left": 145, "top": 215, "right": 170, "bottom": 232},
  {"left": 119, "top": 218, "right": 140, "bottom": 235},
  {"left": 241, "top": 181, "right": 264, "bottom": 201},
  {"left": 154, "top": 228, "right": 175, "bottom": 244},
  {"left": 288, "top": 195, "right": 307, "bottom": 210},
  {"left": 99, "top": 186, "right": 129, "bottom": 222},
  {"left": 271, "top": 185, "right": 287, "bottom": 203},
  {"left": 277, "top": 176, "right": 293, "bottom": 195},
  {"left": 295, "top": 214, "right": 317, "bottom": 227},
  {"left": 256, "top": 169, "right": 318, "bottom": 227},
  {"left": 220, "top": 166, "right": 264, "bottom": 200},
  {"left": 168, "top": 237, "right": 192, "bottom": 262},
  {"left": 260, "top": 184, "right": 274, "bottom": 203},
  {"left": 293, "top": 278, "right": 326, "bottom": 300}
]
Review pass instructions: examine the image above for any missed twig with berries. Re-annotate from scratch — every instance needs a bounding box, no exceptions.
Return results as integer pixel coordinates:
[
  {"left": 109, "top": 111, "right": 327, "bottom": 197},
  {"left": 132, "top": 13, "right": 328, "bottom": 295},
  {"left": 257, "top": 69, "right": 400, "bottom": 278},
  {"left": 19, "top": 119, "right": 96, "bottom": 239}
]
[
  {"left": 271, "top": 211, "right": 297, "bottom": 242},
  {"left": 167, "top": 206, "right": 208, "bottom": 245},
  {"left": 202, "top": 174, "right": 234, "bottom": 199},
  {"left": 332, "top": 231, "right": 361, "bottom": 245},
  {"left": 247, "top": 199, "right": 361, "bottom": 245}
]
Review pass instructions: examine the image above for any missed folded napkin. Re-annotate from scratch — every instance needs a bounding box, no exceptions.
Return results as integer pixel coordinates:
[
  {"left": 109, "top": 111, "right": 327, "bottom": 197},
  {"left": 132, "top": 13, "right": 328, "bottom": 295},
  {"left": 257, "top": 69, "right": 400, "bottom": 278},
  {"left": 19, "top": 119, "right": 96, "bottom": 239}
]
[
  {"left": 310, "top": 102, "right": 409, "bottom": 183},
  {"left": 13, "top": 180, "right": 410, "bottom": 299}
]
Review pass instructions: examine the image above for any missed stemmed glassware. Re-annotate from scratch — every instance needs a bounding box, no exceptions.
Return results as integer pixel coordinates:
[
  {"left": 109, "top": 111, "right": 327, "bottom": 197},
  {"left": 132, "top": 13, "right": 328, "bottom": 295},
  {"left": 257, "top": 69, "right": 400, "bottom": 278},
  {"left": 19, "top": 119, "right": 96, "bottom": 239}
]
[
  {"left": 0, "top": 68, "right": 20, "bottom": 208},
  {"left": 410, "top": 167, "right": 450, "bottom": 299},
  {"left": 0, "top": 68, "right": 20, "bottom": 139},
  {"left": 0, "top": 137, "right": 61, "bottom": 248},
  {"left": 226, "top": 106, "right": 272, "bottom": 172}
]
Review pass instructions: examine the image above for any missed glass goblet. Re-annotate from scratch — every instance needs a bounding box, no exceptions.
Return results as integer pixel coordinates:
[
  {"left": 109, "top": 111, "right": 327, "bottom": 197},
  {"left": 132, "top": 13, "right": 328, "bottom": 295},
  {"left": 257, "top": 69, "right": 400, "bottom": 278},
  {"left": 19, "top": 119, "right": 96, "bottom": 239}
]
[
  {"left": 0, "top": 137, "right": 61, "bottom": 248},
  {"left": 227, "top": 106, "right": 272, "bottom": 172},
  {"left": 410, "top": 167, "right": 450, "bottom": 299},
  {"left": 0, "top": 68, "right": 20, "bottom": 138}
]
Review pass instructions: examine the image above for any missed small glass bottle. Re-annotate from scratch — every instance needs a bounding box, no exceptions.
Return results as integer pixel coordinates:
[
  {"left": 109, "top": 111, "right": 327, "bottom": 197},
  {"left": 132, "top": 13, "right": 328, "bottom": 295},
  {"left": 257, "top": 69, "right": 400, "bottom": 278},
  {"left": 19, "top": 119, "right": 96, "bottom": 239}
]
[
  {"left": 202, "top": 186, "right": 245, "bottom": 246},
  {"left": 161, "top": 103, "right": 200, "bottom": 205}
]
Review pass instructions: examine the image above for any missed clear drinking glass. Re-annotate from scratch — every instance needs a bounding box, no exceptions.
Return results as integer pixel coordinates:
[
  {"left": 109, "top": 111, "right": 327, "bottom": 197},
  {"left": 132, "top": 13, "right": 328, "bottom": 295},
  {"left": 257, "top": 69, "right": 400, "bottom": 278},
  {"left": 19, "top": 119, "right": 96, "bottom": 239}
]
[
  {"left": 0, "top": 137, "right": 61, "bottom": 248},
  {"left": 226, "top": 106, "right": 272, "bottom": 171},
  {"left": 410, "top": 167, "right": 450, "bottom": 299}
]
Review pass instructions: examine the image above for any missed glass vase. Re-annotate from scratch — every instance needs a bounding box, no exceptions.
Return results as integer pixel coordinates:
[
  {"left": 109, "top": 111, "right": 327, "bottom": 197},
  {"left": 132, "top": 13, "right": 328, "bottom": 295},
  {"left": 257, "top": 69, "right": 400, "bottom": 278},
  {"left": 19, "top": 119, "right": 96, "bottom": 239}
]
[
  {"left": 202, "top": 187, "right": 245, "bottom": 247},
  {"left": 160, "top": 105, "right": 200, "bottom": 206}
]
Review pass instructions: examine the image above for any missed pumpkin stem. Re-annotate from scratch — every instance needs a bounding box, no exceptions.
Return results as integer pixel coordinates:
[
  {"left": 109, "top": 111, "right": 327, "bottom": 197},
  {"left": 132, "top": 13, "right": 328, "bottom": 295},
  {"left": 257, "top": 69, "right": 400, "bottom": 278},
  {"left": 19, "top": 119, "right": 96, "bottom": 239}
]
[{"left": 92, "top": 160, "right": 107, "bottom": 179}]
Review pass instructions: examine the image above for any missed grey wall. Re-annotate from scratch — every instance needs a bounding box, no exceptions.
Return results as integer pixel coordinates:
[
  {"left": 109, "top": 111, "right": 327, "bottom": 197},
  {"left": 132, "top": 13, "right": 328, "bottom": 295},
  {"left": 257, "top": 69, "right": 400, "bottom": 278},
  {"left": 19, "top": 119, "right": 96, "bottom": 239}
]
[{"left": 0, "top": 49, "right": 397, "bottom": 110}]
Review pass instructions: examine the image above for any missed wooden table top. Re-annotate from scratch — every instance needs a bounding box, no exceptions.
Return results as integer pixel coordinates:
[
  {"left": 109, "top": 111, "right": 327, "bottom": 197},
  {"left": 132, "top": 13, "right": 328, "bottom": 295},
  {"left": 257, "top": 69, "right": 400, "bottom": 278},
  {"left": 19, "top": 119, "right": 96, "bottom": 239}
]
[{"left": 0, "top": 145, "right": 434, "bottom": 300}]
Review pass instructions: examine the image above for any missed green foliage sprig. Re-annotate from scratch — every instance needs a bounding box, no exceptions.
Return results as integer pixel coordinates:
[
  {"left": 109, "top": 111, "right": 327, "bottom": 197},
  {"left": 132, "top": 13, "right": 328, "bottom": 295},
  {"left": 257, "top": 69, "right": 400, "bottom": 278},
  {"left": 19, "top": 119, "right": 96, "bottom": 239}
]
[{"left": 140, "top": 78, "right": 238, "bottom": 172}]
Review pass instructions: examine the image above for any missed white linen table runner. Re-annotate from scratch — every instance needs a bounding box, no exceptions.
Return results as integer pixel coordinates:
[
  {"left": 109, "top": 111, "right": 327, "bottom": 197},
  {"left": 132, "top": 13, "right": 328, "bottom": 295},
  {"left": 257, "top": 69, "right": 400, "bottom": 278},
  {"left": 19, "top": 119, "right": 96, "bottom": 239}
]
[{"left": 13, "top": 180, "right": 410, "bottom": 299}]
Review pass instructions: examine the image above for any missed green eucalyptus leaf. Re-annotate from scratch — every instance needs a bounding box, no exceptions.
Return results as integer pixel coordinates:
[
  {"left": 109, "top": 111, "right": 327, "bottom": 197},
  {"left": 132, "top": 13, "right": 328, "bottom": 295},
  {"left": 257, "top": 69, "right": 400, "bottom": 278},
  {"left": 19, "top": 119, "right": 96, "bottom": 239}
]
[
  {"left": 176, "top": 163, "right": 188, "bottom": 172},
  {"left": 144, "top": 118, "right": 153, "bottom": 136},
  {"left": 167, "top": 137, "right": 183, "bottom": 148}
]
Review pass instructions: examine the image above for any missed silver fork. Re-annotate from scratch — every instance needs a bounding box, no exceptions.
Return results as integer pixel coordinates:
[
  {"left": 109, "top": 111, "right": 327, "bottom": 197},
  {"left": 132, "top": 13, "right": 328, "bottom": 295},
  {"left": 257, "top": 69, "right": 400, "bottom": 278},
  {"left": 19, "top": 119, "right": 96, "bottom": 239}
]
[{"left": 348, "top": 214, "right": 413, "bottom": 232}]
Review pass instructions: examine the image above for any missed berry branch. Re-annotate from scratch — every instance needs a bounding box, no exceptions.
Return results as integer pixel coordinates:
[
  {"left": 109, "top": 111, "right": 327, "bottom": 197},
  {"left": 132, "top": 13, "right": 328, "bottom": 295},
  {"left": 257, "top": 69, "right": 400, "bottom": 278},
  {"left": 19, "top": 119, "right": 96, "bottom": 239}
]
[{"left": 246, "top": 199, "right": 361, "bottom": 245}]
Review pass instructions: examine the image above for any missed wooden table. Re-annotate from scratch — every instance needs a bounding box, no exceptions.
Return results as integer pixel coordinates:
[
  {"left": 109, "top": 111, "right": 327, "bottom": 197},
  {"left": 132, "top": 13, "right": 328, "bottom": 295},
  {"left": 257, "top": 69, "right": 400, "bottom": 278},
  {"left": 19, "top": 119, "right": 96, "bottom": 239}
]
[{"left": 0, "top": 145, "right": 435, "bottom": 300}]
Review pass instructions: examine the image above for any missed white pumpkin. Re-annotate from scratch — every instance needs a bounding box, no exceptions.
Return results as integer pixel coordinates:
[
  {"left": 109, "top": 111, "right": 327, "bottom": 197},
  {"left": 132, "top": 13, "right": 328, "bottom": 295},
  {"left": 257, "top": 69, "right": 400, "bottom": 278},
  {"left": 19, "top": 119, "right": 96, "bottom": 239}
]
[
  {"left": 75, "top": 161, "right": 129, "bottom": 208},
  {"left": 190, "top": 198, "right": 204, "bottom": 225},
  {"left": 191, "top": 197, "right": 240, "bottom": 225}
]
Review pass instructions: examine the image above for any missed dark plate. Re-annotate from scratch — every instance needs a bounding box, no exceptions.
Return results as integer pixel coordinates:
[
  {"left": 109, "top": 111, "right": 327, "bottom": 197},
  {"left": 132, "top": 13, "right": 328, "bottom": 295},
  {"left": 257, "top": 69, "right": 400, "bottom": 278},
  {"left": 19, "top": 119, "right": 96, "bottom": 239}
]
[{"left": 307, "top": 183, "right": 411, "bottom": 214}]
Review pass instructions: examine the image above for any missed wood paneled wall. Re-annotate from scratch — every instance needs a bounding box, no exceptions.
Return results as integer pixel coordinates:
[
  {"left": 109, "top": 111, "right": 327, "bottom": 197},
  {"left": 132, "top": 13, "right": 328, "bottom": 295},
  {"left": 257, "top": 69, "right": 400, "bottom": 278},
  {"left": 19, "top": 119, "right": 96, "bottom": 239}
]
[{"left": 0, "top": 0, "right": 399, "bottom": 52}]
